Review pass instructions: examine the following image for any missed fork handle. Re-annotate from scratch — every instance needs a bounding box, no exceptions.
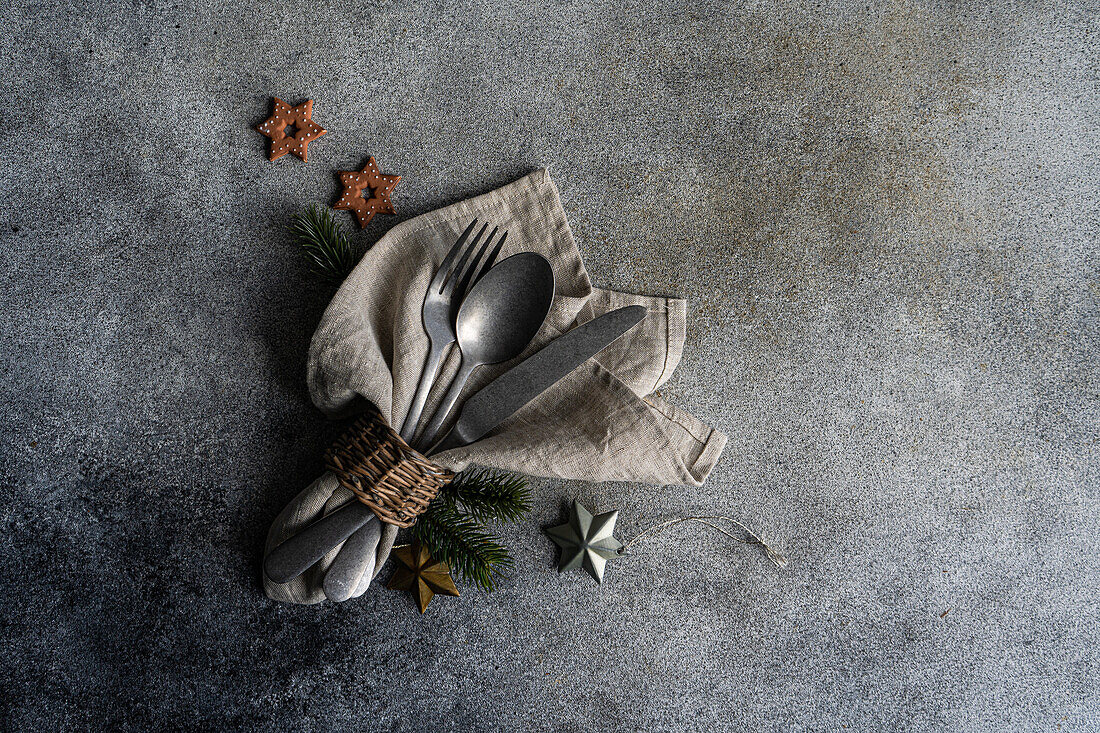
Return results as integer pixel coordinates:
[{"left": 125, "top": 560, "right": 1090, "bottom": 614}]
[
  {"left": 417, "top": 359, "right": 478, "bottom": 453},
  {"left": 398, "top": 341, "right": 448, "bottom": 444}
]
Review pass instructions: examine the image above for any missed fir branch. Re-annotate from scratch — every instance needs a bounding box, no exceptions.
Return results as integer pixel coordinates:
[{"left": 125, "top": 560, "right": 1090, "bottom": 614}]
[
  {"left": 413, "top": 469, "right": 531, "bottom": 591},
  {"left": 413, "top": 501, "right": 513, "bottom": 592},
  {"left": 440, "top": 468, "right": 532, "bottom": 523},
  {"left": 289, "top": 206, "right": 361, "bottom": 284}
]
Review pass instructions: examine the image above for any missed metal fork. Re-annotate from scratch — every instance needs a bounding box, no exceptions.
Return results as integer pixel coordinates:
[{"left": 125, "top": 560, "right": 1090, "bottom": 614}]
[
  {"left": 323, "top": 221, "right": 508, "bottom": 601},
  {"left": 398, "top": 219, "right": 507, "bottom": 444},
  {"left": 265, "top": 220, "right": 507, "bottom": 596}
]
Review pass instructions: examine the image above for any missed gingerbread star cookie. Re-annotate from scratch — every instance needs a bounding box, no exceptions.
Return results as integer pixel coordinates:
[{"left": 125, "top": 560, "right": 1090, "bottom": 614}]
[
  {"left": 332, "top": 157, "right": 401, "bottom": 228},
  {"left": 255, "top": 98, "right": 327, "bottom": 162}
]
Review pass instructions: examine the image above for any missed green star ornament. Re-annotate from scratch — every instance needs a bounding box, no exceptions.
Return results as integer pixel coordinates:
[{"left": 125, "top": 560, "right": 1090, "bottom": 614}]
[{"left": 545, "top": 500, "right": 623, "bottom": 583}]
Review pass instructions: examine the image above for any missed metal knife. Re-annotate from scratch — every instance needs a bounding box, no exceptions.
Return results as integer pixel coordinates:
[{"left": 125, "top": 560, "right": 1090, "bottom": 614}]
[
  {"left": 427, "top": 304, "right": 647, "bottom": 453},
  {"left": 263, "top": 305, "right": 648, "bottom": 585}
]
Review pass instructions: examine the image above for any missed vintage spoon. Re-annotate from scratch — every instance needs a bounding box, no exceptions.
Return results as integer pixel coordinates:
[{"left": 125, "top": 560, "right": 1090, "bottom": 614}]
[
  {"left": 264, "top": 252, "right": 555, "bottom": 588},
  {"left": 415, "top": 252, "right": 556, "bottom": 450}
]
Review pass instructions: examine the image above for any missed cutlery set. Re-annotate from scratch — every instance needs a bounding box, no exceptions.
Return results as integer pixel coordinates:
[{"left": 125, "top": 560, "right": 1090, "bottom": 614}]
[{"left": 264, "top": 219, "right": 648, "bottom": 598}]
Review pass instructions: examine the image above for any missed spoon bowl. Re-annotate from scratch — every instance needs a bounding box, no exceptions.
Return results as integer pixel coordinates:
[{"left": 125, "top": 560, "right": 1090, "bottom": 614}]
[{"left": 454, "top": 253, "right": 555, "bottom": 364}]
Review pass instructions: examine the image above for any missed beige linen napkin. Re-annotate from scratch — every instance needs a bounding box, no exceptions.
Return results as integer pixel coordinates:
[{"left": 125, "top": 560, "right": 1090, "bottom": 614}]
[{"left": 264, "top": 169, "right": 727, "bottom": 604}]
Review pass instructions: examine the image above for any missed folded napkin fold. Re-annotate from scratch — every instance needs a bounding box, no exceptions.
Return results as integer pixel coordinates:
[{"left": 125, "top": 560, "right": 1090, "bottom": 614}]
[{"left": 264, "top": 169, "right": 727, "bottom": 604}]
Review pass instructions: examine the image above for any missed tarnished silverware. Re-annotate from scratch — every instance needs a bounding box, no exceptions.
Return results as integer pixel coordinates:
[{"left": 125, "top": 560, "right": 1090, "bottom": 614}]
[
  {"left": 266, "top": 306, "right": 649, "bottom": 591},
  {"left": 317, "top": 253, "right": 555, "bottom": 595},
  {"left": 264, "top": 223, "right": 508, "bottom": 588},
  {"left": 397, "top": 220, "right": 506, "bottom": 444},
  {"left": 416, "top": 252, "right": 555, "bottom": 450},
  {"left": 428, "top": 305, "right": 647, "bottom": 453}
]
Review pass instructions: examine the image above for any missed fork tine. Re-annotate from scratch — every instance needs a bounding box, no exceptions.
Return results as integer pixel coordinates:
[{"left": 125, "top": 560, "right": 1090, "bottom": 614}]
[
  {"left": 452, "top": 226, "right": 498, "bottom": 299},
  {"left": 471, "top": 230, "right": 506, "bottom": 286},
  {"left": 440, "top": 222, "right": 488, "bottom": 293},
  {"left": 431, "top": 219, "right": 478, "bottom": 291}
]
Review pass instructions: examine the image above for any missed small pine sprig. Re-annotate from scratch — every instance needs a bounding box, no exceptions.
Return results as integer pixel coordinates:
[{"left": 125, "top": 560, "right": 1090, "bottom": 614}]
[
  {"left": 412, "top": 469, "right": 532, "bottom": 592},
  {"left": 440, "top": 468, "right": 531, "bottom": 523},
  {"left": 289, "top": 206, "right": 361, "bottom": 284},
  {"left": 413, "top": 501, "right": 512, "bottom": 592}
]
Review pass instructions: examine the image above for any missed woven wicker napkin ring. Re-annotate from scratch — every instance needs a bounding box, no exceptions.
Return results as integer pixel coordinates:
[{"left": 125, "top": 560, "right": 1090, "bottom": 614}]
[{"left": 323, "top": 405, "right": 454, "bottom": 528}]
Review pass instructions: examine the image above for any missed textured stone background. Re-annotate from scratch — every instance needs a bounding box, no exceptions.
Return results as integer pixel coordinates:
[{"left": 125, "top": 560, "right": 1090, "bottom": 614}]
[{"left": 1, "top": 0, "right": 1097, "bottom": 730}]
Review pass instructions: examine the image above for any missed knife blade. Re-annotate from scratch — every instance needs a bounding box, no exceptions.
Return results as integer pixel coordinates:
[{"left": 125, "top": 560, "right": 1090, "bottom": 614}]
[
  {"left": 263, "top": 305, "right": 648, "bottom": 585},
  {"left": 428, "top": 304, "right": 647, "bottom": 452}
]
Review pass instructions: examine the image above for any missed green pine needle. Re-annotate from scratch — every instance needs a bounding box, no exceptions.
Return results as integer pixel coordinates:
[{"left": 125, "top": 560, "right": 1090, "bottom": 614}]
[
  {"left": 289, "top": 206, "right": 361, "bottom": 284},
  {"left": 440, "top": 468, "right": 532, "bottom": 523},
  {"left": 413, "top": 501, "right": 513, "bottom": 592},
  {"left": 412, "top": 469, "right": 532, "bottom": 592}
]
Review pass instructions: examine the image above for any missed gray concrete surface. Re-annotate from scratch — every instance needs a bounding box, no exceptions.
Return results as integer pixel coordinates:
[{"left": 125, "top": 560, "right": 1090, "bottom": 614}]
[{"left": 1, "top": 1, "right": 1097, "bottom": 730}]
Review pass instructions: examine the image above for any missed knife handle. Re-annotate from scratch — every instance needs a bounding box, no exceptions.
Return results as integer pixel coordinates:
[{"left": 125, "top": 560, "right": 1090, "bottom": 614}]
[{"left": 264, "top": 500, "right": 377, "bottom": 584}]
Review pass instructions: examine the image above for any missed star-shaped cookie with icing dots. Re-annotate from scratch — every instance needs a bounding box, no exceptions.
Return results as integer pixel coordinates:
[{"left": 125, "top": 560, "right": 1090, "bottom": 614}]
[
  {"left": 545, "top": 499, "right": 624, "bottom": 584},
  {"left": 255, "top": 98, "right": 327, "bottom": 162},
  {"left": 332, "top": 157, "right": 401, "bottom": 228}
]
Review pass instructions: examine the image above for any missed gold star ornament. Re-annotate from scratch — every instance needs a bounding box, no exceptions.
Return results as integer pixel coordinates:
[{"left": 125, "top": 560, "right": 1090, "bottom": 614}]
[
  {"left": 387, "top": 542, "right": 460, "bottom": 613},
  {"left": 255, "top": 98, "right": 327, "bottom": 162},
  {"left": 333, "top": 157, "right": 401, "bottom": 227},
  {"left": 545, "top": 500, "right": 623, "bottom": 583}
]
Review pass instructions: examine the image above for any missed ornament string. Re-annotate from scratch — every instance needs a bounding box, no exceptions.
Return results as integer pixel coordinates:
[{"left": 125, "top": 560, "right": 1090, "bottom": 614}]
[{"left": 617, "top": 516, "right": 788, "bottom": 569}]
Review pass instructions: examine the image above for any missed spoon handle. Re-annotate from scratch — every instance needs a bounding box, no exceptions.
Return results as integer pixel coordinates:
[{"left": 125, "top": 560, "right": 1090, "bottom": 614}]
[
  {"left": 267, "top": 362, "right": 474, "bottom": 587},
  {"left": 416, "top": 360, "right": 478, "bottom": 452}
]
